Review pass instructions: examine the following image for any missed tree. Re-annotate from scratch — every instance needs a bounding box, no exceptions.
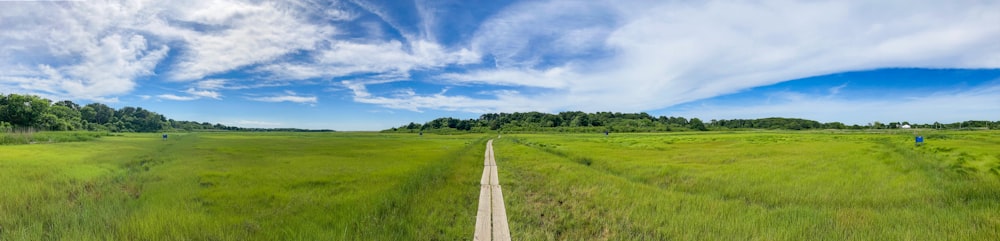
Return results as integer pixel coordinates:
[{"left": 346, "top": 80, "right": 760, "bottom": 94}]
[
  {"left": 570, "top": 115, "right": 589, "bottom": 127},
  {"left": 0, "top": 94, "right": 50, "bottom": 128},
  {"left": 82, "top": 103, "right": 114, "bottom": 124},
  {"left": 54, "top": 100, "right": 81, "bottom": 111},
  {"left": 456, "top": 120, "right": 472, "bottom": 131},
  {"left": 47, "top": 105, "right": 83, "bottom": 130},
  {"left": 689, "top": 118, "right": 707, "bottom": 131}
]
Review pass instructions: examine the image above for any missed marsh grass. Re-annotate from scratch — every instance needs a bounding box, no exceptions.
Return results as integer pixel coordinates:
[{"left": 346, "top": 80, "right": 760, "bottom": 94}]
[
  {"left": 497, "top": 130, "right": 1000, "bottom": 240},
  {"left": 1, "top": 132, "right": 486, "bottom": 240},
  {"left": 0, "top": 130, "right": 106, "bottom": 145},
  {"left": 4, "top": 130, "right": 997, "bottom": 240}
]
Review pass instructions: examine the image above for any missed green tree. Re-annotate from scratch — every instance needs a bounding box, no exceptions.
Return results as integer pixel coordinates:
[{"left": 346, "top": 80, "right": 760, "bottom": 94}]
[
  {"left": 689, "top": 118, "right": 707, "bottom": 131},
  {"left": 82, "top": 103, "right": 114, "bottom": 124},
  {"left": 0, "top": 94, "right": 51, "bottom": 127},
  {"left": 47, "top": 105, "right": 83, "bottom": 130}
]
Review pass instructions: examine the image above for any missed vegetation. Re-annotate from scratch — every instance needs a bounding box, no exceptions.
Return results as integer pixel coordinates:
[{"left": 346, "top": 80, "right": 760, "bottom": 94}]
[
  {"left": 4, "top": 91, "right": 999, "bottom": 239},
  {"left": 0, "top": 130, "right": 107, "bottom": 145},
  {"left": 494, "top": 130, "right": 1000, "bottom": 240},
  {"left": 2, "top": 128, "right": 999, "bottom": 240},
  {"left": 0, "top": 93, "right": 332, "bottom": 133},
  {"left": 0, "top": 132, "right": 486, "bottom": 240},
  {"left": 385, "top": 111, "right": 1000, "bottom": 133}
]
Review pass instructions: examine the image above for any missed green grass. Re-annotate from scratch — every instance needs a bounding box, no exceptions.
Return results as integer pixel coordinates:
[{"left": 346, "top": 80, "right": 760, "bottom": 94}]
[
  {"left": 496, "top": 130, "right": 1000, "bottom": 240},
  {"left": 3, "top": 130, "right": 999, "bottom": 240},
  {"left": 0, "top": 131, "right": 107, "bottom": 145},
  {"left": 0, "top": 132, "right": 486, "bottom": 240}
]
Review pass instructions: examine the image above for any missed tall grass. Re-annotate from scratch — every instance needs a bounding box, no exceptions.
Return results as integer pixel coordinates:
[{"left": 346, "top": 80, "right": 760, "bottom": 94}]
[
  {"left": 496, "top": 130, "right": 1000, "bottom": 240},
  {"left": 0, "top": 132, "right": 486, "bottom": 240},
  {"left": 5, "top": 130, "right": 996, "bottom": 240},
  {"left": 0, "top": 128, "right": 106, "bottom": 145}
]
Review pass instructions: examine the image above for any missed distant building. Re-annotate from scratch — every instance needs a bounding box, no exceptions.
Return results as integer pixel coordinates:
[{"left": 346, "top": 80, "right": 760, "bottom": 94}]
[{"left": 901, "top": 124, "right": 911, "bottom": 129}]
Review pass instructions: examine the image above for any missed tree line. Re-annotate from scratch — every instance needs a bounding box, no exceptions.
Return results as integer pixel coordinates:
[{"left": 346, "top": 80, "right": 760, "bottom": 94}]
[
  {"left": 387, "top": 111, "right": 1000, "bottom": 133},
  {"left": 0, "top": 93, "right": 332, "bottom": 133}
]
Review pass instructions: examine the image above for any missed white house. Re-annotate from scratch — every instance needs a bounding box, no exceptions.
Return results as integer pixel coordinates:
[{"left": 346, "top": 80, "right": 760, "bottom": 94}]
[{"left": 901, "top": 124, "right": 911, "bottom": 129}]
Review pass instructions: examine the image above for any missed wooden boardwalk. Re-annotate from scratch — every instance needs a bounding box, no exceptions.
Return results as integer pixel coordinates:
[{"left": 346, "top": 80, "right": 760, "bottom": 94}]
[{"left": 474, "top": 139, "right": 510, "bottom": 241}]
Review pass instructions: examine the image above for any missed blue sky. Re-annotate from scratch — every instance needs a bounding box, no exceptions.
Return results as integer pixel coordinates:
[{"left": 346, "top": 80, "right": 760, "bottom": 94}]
[{"left": 1, "top": 0, "right": 999, "bottom": 130}]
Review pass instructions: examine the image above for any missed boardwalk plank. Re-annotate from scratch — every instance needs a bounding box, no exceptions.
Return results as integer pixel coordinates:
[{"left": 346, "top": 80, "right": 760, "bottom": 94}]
[
  {"left": 490, "top": 161, "right": 500, "bottom": 185},
  {"left": 473, "top": 139, "right": 510, "bottom": 241},
  {"left": 491, "top": 185, "right": 511, "bottom": 241},
  {"left": 474, "top": 185, "right": 492, "bottom": 241},
  {"left": 480, "top": 166, "right": 492, "bottom": 185}
]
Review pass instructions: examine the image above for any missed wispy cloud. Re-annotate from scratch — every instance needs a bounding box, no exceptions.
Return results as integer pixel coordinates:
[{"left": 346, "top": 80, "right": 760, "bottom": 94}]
[
  {"left": 248, "top": 91, "right": 318, "bottom": 104},
  {"left": 346, "top": 0, "right": 1000, "bottom": 113},
  {"left": 342, "top": 80, "right": 536, "bottom": 113},
  {"left": 184, "top": 88, "right": 222, "bottom": 100},
  {"left": 258, "top": 40, "right": 479, "bottom": 80},
  {"left": 0, "top": 0, "right": 330, "bottom": 100},
  {"left": 156, "top": 88, "right": 221, "bottom": 101},
  {"left": 162, "top": 1, "right": 333, "bottom": 81},
  {"left": 157, "top": 94, "right": 199, "bottom": 101},
  {"left": 1, "top": 0, "right": 998, "bottom": 125}
]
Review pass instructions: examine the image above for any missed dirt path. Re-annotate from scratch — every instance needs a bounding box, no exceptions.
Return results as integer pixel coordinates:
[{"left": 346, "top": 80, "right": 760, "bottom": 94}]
[{"left": 474, "top": 139, "right": 510, "bottom": 241}]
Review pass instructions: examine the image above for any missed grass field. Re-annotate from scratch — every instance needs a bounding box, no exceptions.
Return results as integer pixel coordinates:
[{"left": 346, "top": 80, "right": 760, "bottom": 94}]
[
  {"left": 0, "top": 132, "right": 486, "bottom": 240},
  {"left": 496, "top": 130, "right": 1000, "bottom": 240},
  {"left": 2, "top": 130, "right": 999, "bottom": 240}
]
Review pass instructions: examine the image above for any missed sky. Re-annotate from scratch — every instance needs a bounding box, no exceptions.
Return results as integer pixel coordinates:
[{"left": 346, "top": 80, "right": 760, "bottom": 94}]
[{"left": 1, "top": 0, "right": 999, "bottom": 130}]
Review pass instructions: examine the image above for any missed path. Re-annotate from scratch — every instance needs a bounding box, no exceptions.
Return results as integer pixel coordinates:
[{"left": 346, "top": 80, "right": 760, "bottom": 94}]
[{"left": 474, "top": 139, "right": 510, "bottom": 241}]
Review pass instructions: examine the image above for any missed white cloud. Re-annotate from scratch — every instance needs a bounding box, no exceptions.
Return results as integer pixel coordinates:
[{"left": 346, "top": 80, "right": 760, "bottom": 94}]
[
  {"left": 155, "top": 88, "right": 221, "bottom": 101},
  {"left": 0, "top": 32, "right": 168, "bottom": 102},
  {"left": 248, "top": 91, "right": 318, "bottom": 104},
  {"left": 3, "top": 0, "right": 999, "bottom": 120},
  {"left": 470, "top": 0, "right": 617, "bottom": 68},
  {"left": 342, "top": 80, "right": 537, "bottom": 113},
  {"left": 259, "top": 40, "right": 479, "bottom": 80},
  {"left": 349, "top": 0, "right": 1000, "bottom": 114},
  {"left": 184, "top": 88, "right": 221, "bottom": 100},
  {"left": 0, "top": 0, "right": 333, "bottom": 100},
  {"left": 162, "top": 1, "right": 333, "bottom": 81},
  {"left": 195, "top": 79, "right": 231, "bottom": 90},
  {"left": 157, "top": 94, "right": 199, "bottom": 101},
  {"left": 436, "top": 67, "right": 572, "bottom": 89},
  {"left": 828, "top": 83, "right": 849, "bottom": 96}
]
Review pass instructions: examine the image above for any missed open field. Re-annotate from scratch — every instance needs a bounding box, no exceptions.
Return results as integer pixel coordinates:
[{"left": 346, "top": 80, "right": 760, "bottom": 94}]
[
  {"left": 496, "top": 130, "right": 1000, "bottom": 240},
  {"left": 2, "top": 130, "right": 999, "bottom": 240},
  {"left": 0, "top": 132, "right": 486, "bottom": 240}
]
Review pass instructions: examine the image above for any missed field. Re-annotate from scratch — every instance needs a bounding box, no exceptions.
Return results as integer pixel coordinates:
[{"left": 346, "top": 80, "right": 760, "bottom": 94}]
[
  {"left": 497, "top": 131, "right": 1000, "bottom": 240},
  {"left": 2, "top": 130, "right": 999, "bottom": 240},
  {"left": 0, "top": 132, "right": 486, "bottom": 240}
]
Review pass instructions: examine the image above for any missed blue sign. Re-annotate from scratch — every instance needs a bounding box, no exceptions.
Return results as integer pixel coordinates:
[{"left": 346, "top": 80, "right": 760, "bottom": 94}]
[{"left": 916, "top": 136, "right": 923, "bottom": 143}]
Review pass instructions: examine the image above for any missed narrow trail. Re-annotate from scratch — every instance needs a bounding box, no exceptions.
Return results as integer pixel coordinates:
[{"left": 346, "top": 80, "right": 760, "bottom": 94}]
[{"left": 474, "top": 139, "right": 510, "bottom": 241}]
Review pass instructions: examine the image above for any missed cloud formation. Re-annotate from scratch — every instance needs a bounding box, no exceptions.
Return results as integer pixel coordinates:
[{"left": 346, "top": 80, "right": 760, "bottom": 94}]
[
  {"left": 415, "top": 0, "right": 1000, "bottom": 113},
  {"left": 1, "top": 0, "right": 998, "bottom": 122}
]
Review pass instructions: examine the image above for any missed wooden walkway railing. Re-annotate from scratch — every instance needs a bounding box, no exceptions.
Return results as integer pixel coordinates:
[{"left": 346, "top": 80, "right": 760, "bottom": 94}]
[{"left": 474, "top": 139, "right": 510, "bottom": 241}]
